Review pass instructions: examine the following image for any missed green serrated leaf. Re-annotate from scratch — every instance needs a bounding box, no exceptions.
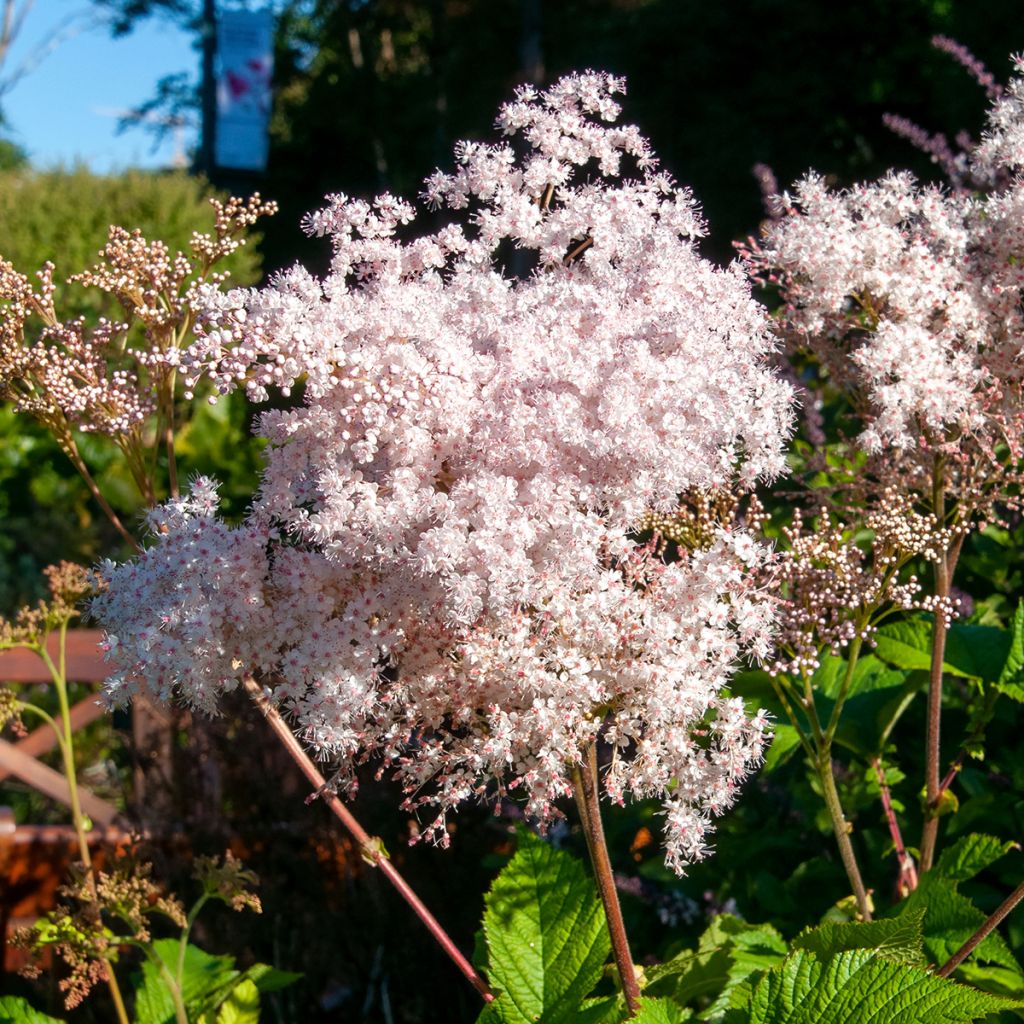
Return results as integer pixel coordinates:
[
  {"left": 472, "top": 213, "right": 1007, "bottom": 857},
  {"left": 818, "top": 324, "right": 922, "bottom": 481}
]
[
  {"left": 995, "top": 602, "right": 1024, "bottom": 701},
  {"left": 235, "top": 962, "right": 302, "bottom": 994},
  {"left": 134, "top": 941, "right": 238, "bottom": 1024},
  {"left": 477, "top": 831, "right": 610, "bottom": 1024},
  {"left": 895, "top": 877, "right": 1020, "bottom": 972},
  {"left": 644, "top": 916, "right": 786, "bottom": 1019},
  {"left": 956, "top": 961, "right": 1024, "bottom": 1000},
  {"left": 746, "top": 948, "right": 1021, "bottom": 1023},
  {"left": 791, "top": 909, "right": 926, "bottom": 965},
  {"left": 0, "top": 996, "right": 65, "bottom": 1024},
  {"left": 702, "top": 919, "right": 788, "bottom": 1019},
  {"left": 575, "top": 995, "right": 625, "bottom": 1023},
  {"left": 634, "top": 996, "right": 693, "bottom": 1022},
  {"left": 934, "top": 834, "right": 1017, "bottom": 882},
  {"left": 214, "top": 978, "right": 260, "bottom": 1024}
]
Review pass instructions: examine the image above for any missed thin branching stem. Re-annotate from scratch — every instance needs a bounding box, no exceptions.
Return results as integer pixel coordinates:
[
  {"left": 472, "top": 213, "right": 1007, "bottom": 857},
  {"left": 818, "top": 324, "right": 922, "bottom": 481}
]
[
  {"left": 39, "top": 624, "right": 131, "bottom": 1024},
  {"left": 920, "top": 453, "right": 964, "bottom": 871},
  {"left": 937, "top": 879, "right": 1024, "bottom": 977},
  {"left": 62, "top": 436, "right": 141, "bottom": 553},
  {"left": 872, "top": 757, "right": 918, "bottom": 895},
  {"left": 241, "top": 677, "right": 494, "bottom": 1003}
]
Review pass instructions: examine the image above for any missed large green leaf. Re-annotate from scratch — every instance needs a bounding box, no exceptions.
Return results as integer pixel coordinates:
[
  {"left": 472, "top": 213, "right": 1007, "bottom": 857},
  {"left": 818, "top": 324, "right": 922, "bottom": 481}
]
[
  {"left": 946, "top": 624, "right": 1013, "bottom": 685},
  {"left": 645, "top": 916, "right": 787, "bottom": 1019},
  {"left": 934, "top": 833, "right": 1017, "bottom": 883},
  {"left": 746, "top": 948, "right": 1020, "bottom": 1023},
  {"left": 0, "top": 997, "right": 64, "bottom": 1024},
  {"left": 895, "top": 880, "right": 1020, "bottom": 973},
  {"left": 791, "top": 909, "right": 926, "bottom": 965},
  {"left": 995, "top": 601, "right": 1024, "bottom": 702},
  {"left": 133, "top": 941, "right": 296, "bottom": 1024},
  {"left": 873, "top": 618, "right": 1011, "bottom": 684},
  {"left": 477, "top": 831, "right": 611, "bottom": 1024},
  {"left": 134, "top": 941, "right": 238, "bottom": 1024},
  {"left": 633, "top": 997, "right": 693, "bottom": 1022},
  {"left": 211, "top": 979, "right": 260, "bottom": 1024}
]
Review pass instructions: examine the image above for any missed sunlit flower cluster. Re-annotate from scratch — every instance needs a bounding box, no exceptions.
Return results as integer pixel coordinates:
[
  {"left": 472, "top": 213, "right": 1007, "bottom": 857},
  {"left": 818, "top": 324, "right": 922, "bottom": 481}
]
[
  {"left": 746, "top": 57, "right": 1024, "bottom": 492},
  {"left": 95, "top": 73, "right": 794, "bottom": 871}
]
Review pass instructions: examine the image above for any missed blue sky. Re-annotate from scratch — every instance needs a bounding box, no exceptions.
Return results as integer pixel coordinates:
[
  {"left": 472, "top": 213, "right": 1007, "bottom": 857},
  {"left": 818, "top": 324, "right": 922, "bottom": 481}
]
[{"left": 2, "top": 2, "right": 197, "bottom": 171}]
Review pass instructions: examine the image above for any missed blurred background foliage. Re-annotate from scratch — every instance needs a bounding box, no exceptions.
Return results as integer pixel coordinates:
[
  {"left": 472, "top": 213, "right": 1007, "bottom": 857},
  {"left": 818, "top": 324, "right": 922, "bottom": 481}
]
[{"left": 3, "top": 1, "right": 1024, "bottom": 1021}]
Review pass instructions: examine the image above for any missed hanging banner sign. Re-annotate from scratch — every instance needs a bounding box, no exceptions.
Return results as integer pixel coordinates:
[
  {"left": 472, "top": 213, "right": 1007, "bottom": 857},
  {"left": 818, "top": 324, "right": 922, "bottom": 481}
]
[{"left": 215, "top": 8, "right": 274, "bottom": 171}]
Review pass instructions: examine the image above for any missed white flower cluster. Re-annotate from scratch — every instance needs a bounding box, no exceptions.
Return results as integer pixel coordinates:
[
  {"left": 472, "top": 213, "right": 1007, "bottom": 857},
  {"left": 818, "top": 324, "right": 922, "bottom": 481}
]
[
  {"left": 94, "top": 73, "right": 794, "bottom": 872},
  {"left": 748, "top": 56, "right": 1024, "bottom": 456}
]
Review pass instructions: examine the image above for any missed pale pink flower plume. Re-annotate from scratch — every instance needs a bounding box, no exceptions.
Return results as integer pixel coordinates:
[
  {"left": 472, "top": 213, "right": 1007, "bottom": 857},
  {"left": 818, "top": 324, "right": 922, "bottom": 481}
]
[{"left": 93, "top": 72, "right": 794, "bottom": 872}]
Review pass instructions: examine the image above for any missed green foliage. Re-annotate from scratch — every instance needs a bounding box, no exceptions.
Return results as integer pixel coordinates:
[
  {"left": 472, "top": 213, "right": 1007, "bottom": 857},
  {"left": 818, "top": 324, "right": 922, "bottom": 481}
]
[
  {"left": 994, "top": 602, "right": 1024, "bottom": 703},
  {"left": 0, "top": 997, "right": 62, "bottom": 1024},
  {"left": 645, "top": 916, "right": 787, "bottom": 1019},
  {"left": 791, "top": 910, "right": 927, "bottom": 966},
  {"left": 0, "top": 138, "right": 27, "bottom": 172},
  {"left": 890, "top": 835, "right": 1021, "bottom": 974},
  {"left": 632, "top": 998, "right": 693, "bottom": 1023},
  {"left": 472, "top": 835, "right": 1022, "bottom": 1024},
  {"left": 934, "top": 834, "right": 1019, "bottom": 883},
  {"left": 743, "top": 948, "right": 1019, "bottom": 1024},
  {"left": 0, "top": 167, "right": 261, "bottom": 319},
  {"left": 872, "top": 617, "right": 1011, "bottom": 684},
  {"left": 476, "top": 830, "right": 611, "bottom": 1024},
  {"left": 133, "top": 939, "right": 300, "bottom": 1024}
]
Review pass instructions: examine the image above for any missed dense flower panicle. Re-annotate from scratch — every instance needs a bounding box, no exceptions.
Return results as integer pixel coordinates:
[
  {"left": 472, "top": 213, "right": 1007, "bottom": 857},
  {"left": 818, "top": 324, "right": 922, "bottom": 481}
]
[
  {"left": 96, "top": 73, "right": 795, "bottom": 871},
  {"left": 747, "top": 172, "right": 1018, "bottom": 451},
  {"left": 742, "top": 55, "right": 1024, "bottom": 533}
]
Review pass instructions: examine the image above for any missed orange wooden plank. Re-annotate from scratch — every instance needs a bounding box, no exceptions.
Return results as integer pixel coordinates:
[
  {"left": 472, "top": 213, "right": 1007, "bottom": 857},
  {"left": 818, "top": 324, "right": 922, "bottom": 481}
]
[
  {"left": 0, "top": 740, "right": 120, "bottom": 826},
  {"left": 0, "top": 697, "right": 106, "bottom": 784},
  {"left": 0, "top": 629, "right": 107, "bottom": 684}
]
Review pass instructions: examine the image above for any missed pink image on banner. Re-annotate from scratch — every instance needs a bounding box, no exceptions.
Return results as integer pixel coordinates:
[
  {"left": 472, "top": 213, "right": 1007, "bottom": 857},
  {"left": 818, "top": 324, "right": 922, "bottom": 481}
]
[{"left": 215, "top": 9, "right": 274, "bottom": 171}]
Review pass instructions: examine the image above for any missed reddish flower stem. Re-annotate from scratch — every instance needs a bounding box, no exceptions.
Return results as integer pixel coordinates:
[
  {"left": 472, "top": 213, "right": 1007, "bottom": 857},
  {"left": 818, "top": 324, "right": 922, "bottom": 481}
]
[
  {"left": 937, "top": 879, "right": 1024, "bottom": 977},
  {"left": 872, "top": 757, "right": 918, "bottom": 895},
  {"left": 571, "top": 743, "right": 641, "bottom": 1017},
  {"left": 241, "top": 677, "right": 494, "bottom": 1003}
]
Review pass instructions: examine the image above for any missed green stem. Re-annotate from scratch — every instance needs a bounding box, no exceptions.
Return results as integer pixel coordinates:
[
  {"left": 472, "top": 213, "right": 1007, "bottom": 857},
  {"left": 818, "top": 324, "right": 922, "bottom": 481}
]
[
  {"left": 16, "top": 699, "right": 65, "bottom": 741},
  {"left": 817, "top": 748, "right": 873, "bottom": 920},
  {"left": 39, "top": 627, "right": 131, "bottom": 1024},
  {"left": 824, "top": 634, "right": 864, "bottom": 748},
  {"left": 788, "top": 636, "right": 872, "bottom": 921},
  {"left": 177, "top": 892, "right": 210, "bottom": 990},
  {"left": 769, "top": 677, "right": 817, "bottom": 761},
  {"left": 920, "top": 529, "right": 964, "bottom": 869},
  {"left": 150, "top": 947, "right": 190, "bottom": 1024},
  {"left": 62, "top": 436, "right": 141, "bottom": 553}
]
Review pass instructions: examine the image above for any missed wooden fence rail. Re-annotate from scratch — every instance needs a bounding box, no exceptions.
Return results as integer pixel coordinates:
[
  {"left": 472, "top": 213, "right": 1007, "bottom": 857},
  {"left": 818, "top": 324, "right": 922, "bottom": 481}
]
[
  {"left": 0, "top": 629, "right": 135, "bottom": 971},
  {"left": 0, "top": 630, "right": 121, "bottom": 827}
]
